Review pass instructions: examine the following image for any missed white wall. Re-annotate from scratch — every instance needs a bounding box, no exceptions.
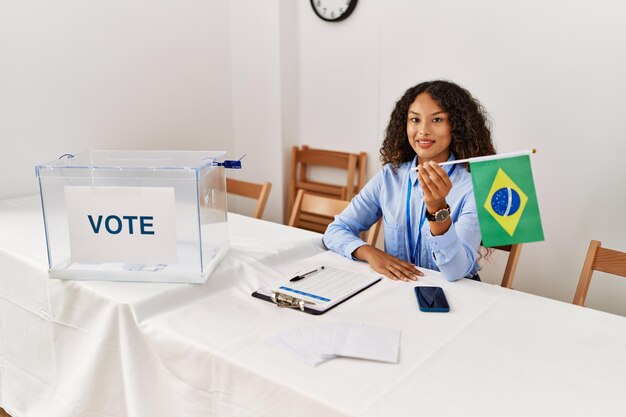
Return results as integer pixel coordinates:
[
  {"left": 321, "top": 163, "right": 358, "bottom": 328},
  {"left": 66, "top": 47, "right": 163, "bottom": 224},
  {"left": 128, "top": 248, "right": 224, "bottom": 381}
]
[
  {"left": 297, "top": 1, "right": 381, "bottom": 182},
  {"left": 0, "top": 0, "right": 234, "bottom": 199},
  {"left": 226, "top": 0, "right": 296, "bottom": 224},
  {"left": 295, "top": 0, "right": 626, "bottom": 315}
]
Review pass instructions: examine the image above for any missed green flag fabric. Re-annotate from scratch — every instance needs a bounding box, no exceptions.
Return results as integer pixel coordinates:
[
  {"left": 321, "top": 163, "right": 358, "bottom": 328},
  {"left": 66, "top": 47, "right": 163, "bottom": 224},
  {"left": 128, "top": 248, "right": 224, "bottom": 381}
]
[{"left": 470, "top": 155, "right": 544, "bottom": 247}]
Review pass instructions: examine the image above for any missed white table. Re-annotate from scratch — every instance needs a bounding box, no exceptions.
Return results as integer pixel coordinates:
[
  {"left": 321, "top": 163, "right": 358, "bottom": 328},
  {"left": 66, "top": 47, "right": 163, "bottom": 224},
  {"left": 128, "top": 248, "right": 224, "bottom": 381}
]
[{"left": 1, "top": 196, "right": 625, "bottom": 417}]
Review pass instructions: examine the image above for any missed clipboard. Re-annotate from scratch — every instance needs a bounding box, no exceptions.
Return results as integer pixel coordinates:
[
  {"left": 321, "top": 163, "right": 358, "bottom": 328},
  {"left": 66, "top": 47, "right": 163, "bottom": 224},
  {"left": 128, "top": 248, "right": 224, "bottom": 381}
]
[{"left": 251, "top": 265, "right": 382, "bottom": 315}]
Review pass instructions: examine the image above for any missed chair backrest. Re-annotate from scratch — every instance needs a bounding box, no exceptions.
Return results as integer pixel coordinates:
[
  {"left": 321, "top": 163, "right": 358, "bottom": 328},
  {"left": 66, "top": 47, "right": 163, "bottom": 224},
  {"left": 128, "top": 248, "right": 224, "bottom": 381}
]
[
  {"left": 573, "top": 240, "right": 626, "bottom": 306},
  {"left": 226, "top": 178, "right": 272, "bottom": 219},
  {"left": 287, "top": 145, "right": 367, "bottom": 221},
  {"left": 491, "top": 244, "right": 523, "bottom": 288},
  {"left": 288, "top": 189, "right": 380, "bottom": 245}
]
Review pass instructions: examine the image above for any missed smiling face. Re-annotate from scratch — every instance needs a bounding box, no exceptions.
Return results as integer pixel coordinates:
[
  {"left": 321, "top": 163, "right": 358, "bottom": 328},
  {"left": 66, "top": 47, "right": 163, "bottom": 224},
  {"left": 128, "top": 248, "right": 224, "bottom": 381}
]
[{"left": 406, "top": 92, "right": 452, "bottom": 164}]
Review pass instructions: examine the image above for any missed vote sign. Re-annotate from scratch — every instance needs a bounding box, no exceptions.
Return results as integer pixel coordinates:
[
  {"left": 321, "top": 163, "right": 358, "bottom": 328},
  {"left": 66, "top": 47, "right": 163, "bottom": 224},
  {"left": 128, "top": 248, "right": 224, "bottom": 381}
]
[{"left": 64, "top": 186, "right": 177, "bottom": 264}]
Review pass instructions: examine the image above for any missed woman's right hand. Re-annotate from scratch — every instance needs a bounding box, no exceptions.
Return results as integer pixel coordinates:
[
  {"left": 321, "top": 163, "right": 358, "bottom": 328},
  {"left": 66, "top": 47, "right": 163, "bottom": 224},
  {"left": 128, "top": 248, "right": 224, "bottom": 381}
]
[{"left": 352, "top": 245, "right": 423, "bottom": 282}]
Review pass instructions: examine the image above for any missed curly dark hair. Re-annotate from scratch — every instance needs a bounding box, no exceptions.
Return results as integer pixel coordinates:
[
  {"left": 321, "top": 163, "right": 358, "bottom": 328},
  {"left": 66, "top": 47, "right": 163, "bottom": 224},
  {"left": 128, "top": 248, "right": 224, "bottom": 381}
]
[{"left": 380, "top": 80, "right": 496, "bottom": 170}]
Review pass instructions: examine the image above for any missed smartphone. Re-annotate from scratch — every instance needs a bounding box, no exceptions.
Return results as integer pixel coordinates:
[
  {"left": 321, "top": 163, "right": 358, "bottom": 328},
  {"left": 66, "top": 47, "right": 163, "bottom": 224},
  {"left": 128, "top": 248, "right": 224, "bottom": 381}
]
[{"left": 414, "top": 286, "right": 450, "bottom": 312}]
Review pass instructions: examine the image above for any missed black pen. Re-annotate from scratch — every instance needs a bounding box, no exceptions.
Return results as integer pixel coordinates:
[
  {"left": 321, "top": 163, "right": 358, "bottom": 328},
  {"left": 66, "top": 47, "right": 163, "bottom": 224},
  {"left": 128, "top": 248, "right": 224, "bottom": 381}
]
[{"left": 289, "top": 266, "right": 325, "bottom": 282}]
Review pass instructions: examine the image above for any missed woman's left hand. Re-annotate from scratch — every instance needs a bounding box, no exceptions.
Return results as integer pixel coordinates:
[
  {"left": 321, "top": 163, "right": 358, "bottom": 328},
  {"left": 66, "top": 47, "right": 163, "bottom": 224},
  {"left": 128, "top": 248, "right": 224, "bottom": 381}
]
[{"left": 417, "top": 161, "right": 453, "bottom": 213}]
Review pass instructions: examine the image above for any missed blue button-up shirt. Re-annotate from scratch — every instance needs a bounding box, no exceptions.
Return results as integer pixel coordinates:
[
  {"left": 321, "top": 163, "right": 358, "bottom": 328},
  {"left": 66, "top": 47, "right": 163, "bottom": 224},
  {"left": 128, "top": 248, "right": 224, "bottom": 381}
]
[{"left": 323, "top": 155, "right": 481, "bottom": 281}]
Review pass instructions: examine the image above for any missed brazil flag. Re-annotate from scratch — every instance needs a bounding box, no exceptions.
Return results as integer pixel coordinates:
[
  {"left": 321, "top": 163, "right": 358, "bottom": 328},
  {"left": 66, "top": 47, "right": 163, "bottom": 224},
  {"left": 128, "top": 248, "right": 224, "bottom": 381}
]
[{"left": 470, "top": 155, "right": 544, "bottom": 247}]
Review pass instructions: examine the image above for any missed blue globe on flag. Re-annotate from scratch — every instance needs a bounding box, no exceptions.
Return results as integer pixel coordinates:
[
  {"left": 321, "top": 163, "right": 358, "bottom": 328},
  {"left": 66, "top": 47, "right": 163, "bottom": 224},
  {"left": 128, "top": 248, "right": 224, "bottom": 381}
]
[
  {"left": 482, "top": 168, "right": 528, "bottom": 237},
  {"left": 491, "top": 188, "right": 521, "bottom": 216}
]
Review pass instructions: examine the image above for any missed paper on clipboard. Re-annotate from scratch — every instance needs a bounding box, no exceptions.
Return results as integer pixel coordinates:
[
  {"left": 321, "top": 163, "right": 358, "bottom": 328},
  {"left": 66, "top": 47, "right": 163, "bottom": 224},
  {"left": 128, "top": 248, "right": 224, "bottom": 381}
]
[{"left": 252, "top": 265, "right": 381, "bottom": 314}]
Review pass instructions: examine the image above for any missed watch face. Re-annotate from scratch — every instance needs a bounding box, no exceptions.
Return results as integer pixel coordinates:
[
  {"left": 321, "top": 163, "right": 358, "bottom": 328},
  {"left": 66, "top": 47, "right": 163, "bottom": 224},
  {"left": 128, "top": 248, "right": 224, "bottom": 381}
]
[
  {"left": 310, "top": 0, "right": 358, "bottom": 22},
  {"left": 435, "top": 208, "right": 450, "bottom": 222}
]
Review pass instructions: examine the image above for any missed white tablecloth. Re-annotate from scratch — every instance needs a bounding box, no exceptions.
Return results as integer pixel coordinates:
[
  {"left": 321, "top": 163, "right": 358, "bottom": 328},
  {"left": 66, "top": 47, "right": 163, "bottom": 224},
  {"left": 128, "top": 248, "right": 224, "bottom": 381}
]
[{"left": 1, "top": 195, "right": 625, "bottom": 417}]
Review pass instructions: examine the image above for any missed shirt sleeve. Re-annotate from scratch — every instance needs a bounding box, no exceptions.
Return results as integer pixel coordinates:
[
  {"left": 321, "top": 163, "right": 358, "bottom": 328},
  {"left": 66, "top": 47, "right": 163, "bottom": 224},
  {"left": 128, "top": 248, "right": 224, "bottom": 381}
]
[
  {"left": 322, "top": 172, "right": 383, "bottom": 259},
  {"left": 424, "top": 192, "right": 481, "bottom": 281}
]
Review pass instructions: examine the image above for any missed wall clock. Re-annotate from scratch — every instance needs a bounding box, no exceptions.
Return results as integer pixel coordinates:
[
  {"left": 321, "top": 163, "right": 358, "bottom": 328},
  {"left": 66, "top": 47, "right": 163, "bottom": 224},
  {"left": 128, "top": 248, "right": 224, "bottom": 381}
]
[{"left": 310, "top": 0, "right": 358, "bottom": 22}]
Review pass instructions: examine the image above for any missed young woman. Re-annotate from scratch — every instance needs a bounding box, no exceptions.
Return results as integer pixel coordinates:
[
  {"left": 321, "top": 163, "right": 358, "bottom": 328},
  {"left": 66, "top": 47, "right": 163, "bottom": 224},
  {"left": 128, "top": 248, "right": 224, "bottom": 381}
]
[{"left": 323, "top": 80, "right": 496, "bottom": 282}]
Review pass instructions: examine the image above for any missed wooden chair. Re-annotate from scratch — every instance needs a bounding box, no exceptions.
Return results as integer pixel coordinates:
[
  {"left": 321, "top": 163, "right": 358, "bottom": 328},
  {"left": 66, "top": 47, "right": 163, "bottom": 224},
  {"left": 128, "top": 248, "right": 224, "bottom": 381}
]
[
  {"left": 287, "top": 145, "right": 367, "bottom": 221},
  {"left": 573, "top": 240, "right": 626, "bottom": 306},
  {"left": 491, "top": 244, "right": 523, "bottom": 288},
  {"left": 288, "top": 190, "right": 381, "bottom": 246},
  {"left": 226, "top": 178, "right": 272, "bottom": 219}
]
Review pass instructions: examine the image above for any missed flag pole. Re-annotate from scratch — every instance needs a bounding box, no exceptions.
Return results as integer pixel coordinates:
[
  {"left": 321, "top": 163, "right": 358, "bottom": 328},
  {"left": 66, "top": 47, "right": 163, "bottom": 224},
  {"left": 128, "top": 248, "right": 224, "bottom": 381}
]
[{"left": 411, "top": 149, "right": 536, "bottom": 170}]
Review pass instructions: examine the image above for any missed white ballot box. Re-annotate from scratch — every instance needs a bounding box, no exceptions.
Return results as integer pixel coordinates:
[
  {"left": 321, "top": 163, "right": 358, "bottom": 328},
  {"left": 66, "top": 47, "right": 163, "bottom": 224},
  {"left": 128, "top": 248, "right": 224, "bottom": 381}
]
[{"left": 35, "top": 150, "right": 230, "bottom": 283}]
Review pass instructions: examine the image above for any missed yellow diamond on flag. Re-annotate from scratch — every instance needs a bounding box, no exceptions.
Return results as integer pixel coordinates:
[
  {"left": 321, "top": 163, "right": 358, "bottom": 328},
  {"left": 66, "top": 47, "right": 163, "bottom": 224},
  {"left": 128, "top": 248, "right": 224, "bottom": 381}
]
[{"left": 484, "top": 168, "right": 528, "bottom": 236}]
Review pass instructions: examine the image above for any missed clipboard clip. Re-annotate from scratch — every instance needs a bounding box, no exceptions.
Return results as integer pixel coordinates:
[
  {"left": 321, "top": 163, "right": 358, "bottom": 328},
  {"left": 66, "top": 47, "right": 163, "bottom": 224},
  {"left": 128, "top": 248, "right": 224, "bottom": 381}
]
[{"left": 271, "top": 291, "right": 312, "bottom": 311}]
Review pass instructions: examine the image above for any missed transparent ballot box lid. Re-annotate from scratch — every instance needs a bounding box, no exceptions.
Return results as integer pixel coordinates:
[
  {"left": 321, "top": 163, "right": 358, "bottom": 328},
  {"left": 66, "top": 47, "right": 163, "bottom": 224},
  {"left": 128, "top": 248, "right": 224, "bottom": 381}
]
[{"left": 35, "top": 150, "right": 230, "bottom": 283}]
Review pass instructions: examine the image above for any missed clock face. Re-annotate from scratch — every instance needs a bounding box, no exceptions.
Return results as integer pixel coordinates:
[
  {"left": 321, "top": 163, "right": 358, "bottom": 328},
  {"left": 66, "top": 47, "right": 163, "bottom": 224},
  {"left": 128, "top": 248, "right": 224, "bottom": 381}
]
[{"left": 310, "top": 0, "right": 358, "bottom": 22}]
